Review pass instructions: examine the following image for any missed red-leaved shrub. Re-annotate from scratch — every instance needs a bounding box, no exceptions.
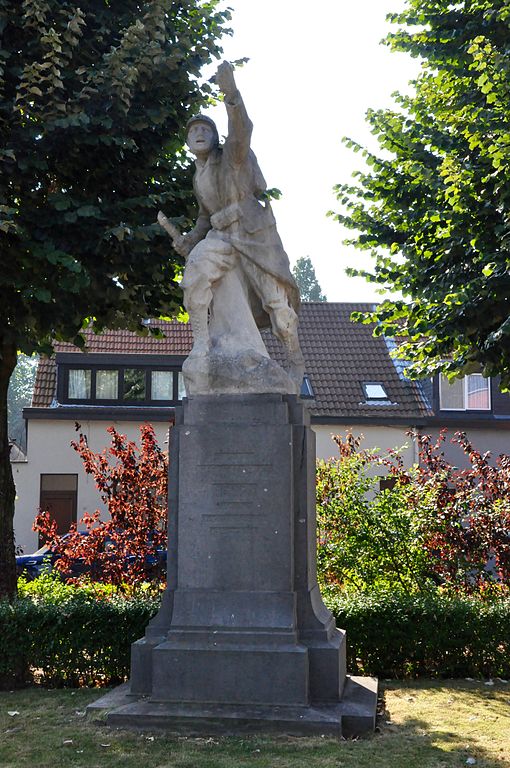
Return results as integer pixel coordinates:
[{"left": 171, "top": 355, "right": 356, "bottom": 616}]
[{"left": 34, "top": 424, "right": 168, "bottom": 587}]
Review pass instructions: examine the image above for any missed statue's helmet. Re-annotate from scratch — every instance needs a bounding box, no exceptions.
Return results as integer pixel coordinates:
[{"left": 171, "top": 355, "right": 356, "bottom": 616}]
[{"left": 185, "top": 114, "right": 219, "bottom": 147}]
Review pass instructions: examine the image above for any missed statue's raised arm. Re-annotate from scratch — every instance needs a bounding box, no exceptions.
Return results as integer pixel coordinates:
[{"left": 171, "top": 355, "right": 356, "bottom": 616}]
[
  {"left": 215, "top": 61, "right": 253, "bottom": 166},
  {"left": 163, "top": 60, "right": 304, "bottom": 396}
]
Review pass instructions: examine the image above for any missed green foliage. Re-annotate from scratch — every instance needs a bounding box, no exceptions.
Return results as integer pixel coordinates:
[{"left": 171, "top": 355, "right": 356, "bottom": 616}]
[
  {"left": 317, "top": 431, "right": 510, "bottom": 597},
  {"left": 327, "top": 590, "right": 510, "bottom": 679},
  {"left": 16, "top": 571, "right": 143, "bottom": 601},
  {"left": 0, "top": 575, "right": 158, "bottom": 688},
  {"left": 7, "top": 354, "right": 37, "bottom": 449},
  {"left": 334, "top": 0, "right": 510, "bottom": 388},
  {"left": 291, "top": 256, "right": 326, "bottom": 301},
  {"left": 0, "top": 0, "right": 230, "bottom": 353},
  {"left": 316, "top": 435, "right": 434, "bottom": 595},
  {"left": 0, "top": 0, "right": 230, "bottom": 599}
]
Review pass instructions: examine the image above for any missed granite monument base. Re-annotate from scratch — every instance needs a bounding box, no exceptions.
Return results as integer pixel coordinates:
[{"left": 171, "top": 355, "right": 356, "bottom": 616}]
[{"left": 90, "top": 395, "right": 377, "bottom": 736}]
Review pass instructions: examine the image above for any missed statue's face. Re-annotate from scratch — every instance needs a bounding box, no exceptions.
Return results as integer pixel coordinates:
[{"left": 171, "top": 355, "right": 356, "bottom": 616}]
[{"left": 187, "top": 122, "right": 216, "bottom": 156}]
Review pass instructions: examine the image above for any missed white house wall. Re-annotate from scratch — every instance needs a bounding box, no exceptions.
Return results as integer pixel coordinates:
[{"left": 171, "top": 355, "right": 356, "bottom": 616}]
[
  {"left": 13, "top": 417, "right": 172, "bottom": 554},
  {"left": 313, "top": 424, "right": 417, "bottom": 465},
  {"left": 424, "top": 426, "right": 510, "bottom": 469}
]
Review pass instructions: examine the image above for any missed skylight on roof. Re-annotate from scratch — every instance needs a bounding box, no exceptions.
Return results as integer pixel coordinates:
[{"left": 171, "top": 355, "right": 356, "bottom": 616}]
[{"left": 363, "top": 382, "right": 388, "bottom": 400}]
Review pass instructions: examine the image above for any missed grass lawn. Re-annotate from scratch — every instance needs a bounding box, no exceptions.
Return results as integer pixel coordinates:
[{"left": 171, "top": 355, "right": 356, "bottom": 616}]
[{"left": 0, "top": 679, "right": 508, "bottom": 768}]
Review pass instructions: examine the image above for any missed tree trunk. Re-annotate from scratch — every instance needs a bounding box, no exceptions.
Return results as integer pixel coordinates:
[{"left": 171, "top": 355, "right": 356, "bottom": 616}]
[{"left": 0, "top": 343, "right": 18, "bottom": 601}]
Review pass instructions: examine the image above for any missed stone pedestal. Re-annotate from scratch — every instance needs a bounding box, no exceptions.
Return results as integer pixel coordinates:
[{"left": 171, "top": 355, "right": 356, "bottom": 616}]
[{"left": 90, "top": 395, "right": 377, "bottom": 736}]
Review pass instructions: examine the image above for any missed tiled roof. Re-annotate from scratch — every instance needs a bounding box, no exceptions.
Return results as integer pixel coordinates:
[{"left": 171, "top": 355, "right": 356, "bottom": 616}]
[
  {"left": 32, "top": 356, "right": 58, "bottom": 408},
  {"left": 32, "top": 319, "right": 192, "bottom": 408},
  {"left": 31, "top": 305, "right": 431, "bottom": 420},
  {"left": 267, "top": 303, "right": 431, "bottom": 420},
  {"left": 53, "top": 318, "right": 193, "bottom": 355}
]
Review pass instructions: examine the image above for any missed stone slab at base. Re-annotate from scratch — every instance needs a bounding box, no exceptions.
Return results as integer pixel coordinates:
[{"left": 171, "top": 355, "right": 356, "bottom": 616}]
[{"left": 88, "top": 675, "right": 378, "bottom": 738}]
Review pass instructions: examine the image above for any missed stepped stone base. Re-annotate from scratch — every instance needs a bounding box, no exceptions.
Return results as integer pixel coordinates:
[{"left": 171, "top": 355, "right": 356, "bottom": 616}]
[{"left": 89, "top": 676, "right": 377, "bottom": 737}]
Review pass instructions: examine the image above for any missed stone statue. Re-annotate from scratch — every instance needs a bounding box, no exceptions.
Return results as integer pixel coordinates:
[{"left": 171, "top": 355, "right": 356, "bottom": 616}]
[{"left": 158, "top": 61, "right": 304, "bottom": 395}]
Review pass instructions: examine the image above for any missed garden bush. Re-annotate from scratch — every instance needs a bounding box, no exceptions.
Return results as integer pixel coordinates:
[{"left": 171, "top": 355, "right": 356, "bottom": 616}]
[
  {"left": 326, "top": 589, "right": 510, "bottom": 679},
  {"left": 317, "top": 431, "right": 510, "bottom": 596},
  {"left": 34, "top": 424, "right": 168, "bottom": 587},
  {"left": 2, "top": 575, "right": 509, "bottom": 687},
  {"left": 316, "top": 438, "right": 433, "bottom": 594},
  {"left": 0, "top": 576, "right": 158, "bottom": 688}
]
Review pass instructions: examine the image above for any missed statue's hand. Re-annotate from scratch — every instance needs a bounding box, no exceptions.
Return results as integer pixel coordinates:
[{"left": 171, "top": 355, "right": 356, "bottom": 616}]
[
  {"left": 210, "top": 202, "right": 241, "bottom": 230},
  {"left": 158, "top": 211, "right": 190, "bottom": 258},
  {"left": 216, "top": 60, "right": 237, "bottom": 100},
  {"left": 173, "top": 234, "right": 190, "bottom": 259}
]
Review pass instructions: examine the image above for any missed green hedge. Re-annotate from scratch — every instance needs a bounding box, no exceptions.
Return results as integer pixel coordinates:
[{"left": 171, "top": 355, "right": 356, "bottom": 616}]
[
  {"left": 0, "top": 593, "right": 156, "bottom": 688},
  {"left": 2, "top": 587, "right": 509, "bottom": 687},
  {"left": 327, "top": 590, "right": 510, "bottom": 679}
]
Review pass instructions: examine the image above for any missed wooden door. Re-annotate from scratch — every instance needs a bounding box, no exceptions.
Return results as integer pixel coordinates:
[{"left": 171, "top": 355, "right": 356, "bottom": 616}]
[{"left": 38, "top": 492, "right": 76, "bottom": 545}]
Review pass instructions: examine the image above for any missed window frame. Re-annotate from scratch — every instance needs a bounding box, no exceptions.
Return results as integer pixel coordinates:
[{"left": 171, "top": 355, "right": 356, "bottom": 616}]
[
  {"left": 362, "top": 381, "right": 389, "bottom": 401},
  {"left": 439, "top": 373, "right": 491, "bottom": 412},
  {"left": 150, "top": 368, "right": 182, "bottom": 402},
  {"left": 67, "top": 368, "right": 92, "bottom": 400},
  {"left": 95, "top": 368, "right": 120, "bottom": 401},
  {"left": 59, "top": 358, "right": 186, "bottom": 406},
  {"left": 300, "top": 375, "right": 315, "bottom": 399},
  {"left": 121, "top": 367, "right": 148, "bottom": 403}
]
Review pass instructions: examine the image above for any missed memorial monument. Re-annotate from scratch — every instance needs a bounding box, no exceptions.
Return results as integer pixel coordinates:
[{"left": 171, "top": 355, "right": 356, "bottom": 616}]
[{"left": 91, "top": 62, "right": 377, "bottom": 736}]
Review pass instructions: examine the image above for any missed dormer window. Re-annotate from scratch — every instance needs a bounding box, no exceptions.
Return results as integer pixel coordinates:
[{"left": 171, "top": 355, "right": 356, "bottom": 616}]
[
  {"left": 96, "top": 370, "right": 118, "bottom": 399},
  {"left": 123, "top": 369, "right": 146, "bottom": 401},
  {"left": 68, "top": 369, "right": 91, "bottom": 399},
  {"left": 61, "top": 361, "right": 185, "bottom": 405},
  {"left": 151, "top": 371, "right": 173, "bottom": 400},
  {"left": 363, "top": 382, "right": 388, "bottom": 400},
  {"left": 439, "top": 374, "right": 490, "bottom": 411}
]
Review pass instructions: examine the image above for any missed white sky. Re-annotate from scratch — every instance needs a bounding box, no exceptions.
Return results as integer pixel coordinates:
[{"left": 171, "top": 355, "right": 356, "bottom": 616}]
[{"left": 202, "top": 0, "right": 420, "bottom": 301}]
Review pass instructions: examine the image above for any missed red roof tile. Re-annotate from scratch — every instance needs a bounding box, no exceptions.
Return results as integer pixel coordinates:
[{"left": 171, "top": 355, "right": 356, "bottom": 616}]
[
  {"left": 53, "top": 318, "right": 193, "bottom": 355},
  {"left": 32, "top": 356, "right": 57, "bottom": 408}
]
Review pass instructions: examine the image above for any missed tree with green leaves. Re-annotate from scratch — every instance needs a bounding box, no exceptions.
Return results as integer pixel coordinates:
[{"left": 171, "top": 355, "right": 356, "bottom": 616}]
[
  {"left": 292, "top": 256, "right": 326, "bottom": 302},
  {"left": 334, "top": 1, "right": 510, "bottom": 387},
  {"left": 8, "top": 354, "right": 37, "bottom": 451},
  {"left": 0, "top": 0, "right": 230, "bottom": 600}
]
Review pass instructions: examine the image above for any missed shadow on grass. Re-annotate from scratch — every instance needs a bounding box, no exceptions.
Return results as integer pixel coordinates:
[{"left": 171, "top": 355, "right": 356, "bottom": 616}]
[{"left": 379, "top": 680, "right": 510, "bottom": 768}]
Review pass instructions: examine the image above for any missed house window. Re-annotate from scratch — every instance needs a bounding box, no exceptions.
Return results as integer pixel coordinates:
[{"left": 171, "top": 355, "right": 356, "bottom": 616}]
[
  {"left": 363, "top": 382, "right": 388, "bottom": 400},
  {"left": 177, "top": 372, "right": 186, "bottom": 400},
  {"left": 68, "top": 369, "right": 91, "bottom": 399},
  {"left": 62, "top": 362, "right": 185, "bottom": 405},
  {"left": 152, "top": 371, "right": 173, "bottom": 400},
  {"left": 439, "top": 374, "right": 490, "bottom": 411},
  {"left": 123, "top": 369, "right": 146, "bottom": 401},
  {"left": 439, "top": 377, "right": 464, "bottom": 410},
  {"left": 467, "top": 375, "right": 490, "bottom": 409},
  {"left": 96, "top": 370, "right": 119, "bottom": 399},
  {"left": 379, "top": 476, "right": 397, "bottom": 492}
]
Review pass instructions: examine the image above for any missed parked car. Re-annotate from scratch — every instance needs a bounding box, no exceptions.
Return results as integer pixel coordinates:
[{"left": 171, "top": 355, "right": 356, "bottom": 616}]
[
  {"left": 16, "top": 533, "right": 76, "bottom": 580},
  {"left": 16, "top": 533, "right": 167, "bottom": 580}
]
